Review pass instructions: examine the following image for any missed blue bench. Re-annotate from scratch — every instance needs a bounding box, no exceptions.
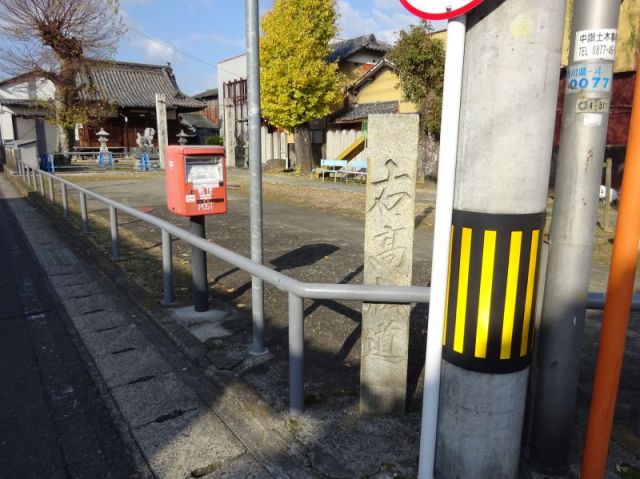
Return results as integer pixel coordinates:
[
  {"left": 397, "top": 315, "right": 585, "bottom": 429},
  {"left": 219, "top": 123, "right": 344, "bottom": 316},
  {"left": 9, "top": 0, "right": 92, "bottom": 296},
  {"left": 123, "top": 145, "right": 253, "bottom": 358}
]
[
  {"left": 312, "top": 159, "right": 348, "bottom": 182},
  {"left": 345, "top": 159, "right": 367, "bottom": 183}
]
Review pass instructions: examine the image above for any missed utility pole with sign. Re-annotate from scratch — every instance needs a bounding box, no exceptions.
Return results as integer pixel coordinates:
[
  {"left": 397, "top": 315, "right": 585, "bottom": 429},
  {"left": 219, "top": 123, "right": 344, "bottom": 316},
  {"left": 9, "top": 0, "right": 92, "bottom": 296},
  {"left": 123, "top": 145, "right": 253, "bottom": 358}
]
[
  {"left": 526, "top": 1, "right": 620, "bottom": 476},
  {"left": 399, "top": 1, "right": 567, "bottom": 478}
]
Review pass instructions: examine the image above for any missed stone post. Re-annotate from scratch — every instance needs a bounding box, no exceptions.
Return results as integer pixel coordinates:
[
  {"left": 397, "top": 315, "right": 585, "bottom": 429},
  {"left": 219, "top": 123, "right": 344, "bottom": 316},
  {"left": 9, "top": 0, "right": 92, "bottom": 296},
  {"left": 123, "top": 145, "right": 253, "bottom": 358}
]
[
  {"left": 360, "top": 113, "right": 420, "bottom": 414},
  {"left": 224, "top": 97, "right": 237, "bottom": 169},
  {"left": 155, "top": 93, "right": 168, "bottom": 169}
]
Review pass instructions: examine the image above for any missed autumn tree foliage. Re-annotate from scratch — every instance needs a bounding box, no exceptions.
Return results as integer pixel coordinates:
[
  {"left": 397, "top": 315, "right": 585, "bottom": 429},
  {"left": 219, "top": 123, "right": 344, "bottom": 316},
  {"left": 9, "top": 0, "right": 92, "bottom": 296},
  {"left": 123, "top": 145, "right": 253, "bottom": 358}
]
[
  {"left": 388, "top": 22, "right": 445, "bottom": 181},
  {"left": 260, "top": 0, "right": 343, "bottom": 173},
  {"left": 0, "top": 0, "right": 124, "bottom": 152}
]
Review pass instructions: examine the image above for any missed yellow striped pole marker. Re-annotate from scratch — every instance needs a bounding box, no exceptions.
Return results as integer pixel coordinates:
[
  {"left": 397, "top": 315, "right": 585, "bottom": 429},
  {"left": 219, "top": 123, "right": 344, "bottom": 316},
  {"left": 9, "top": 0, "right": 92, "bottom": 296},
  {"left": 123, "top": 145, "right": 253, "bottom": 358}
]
[{"left": 442, "top": 210, "right": 545, "bottom": 373}]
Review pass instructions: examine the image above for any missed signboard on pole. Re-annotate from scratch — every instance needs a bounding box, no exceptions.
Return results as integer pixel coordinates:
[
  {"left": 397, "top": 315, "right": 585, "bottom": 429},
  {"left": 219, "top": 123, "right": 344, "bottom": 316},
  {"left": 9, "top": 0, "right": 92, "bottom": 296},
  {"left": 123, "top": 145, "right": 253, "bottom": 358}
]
[{"left": 399, "top": 0, "right": 483, "bottom": 20}]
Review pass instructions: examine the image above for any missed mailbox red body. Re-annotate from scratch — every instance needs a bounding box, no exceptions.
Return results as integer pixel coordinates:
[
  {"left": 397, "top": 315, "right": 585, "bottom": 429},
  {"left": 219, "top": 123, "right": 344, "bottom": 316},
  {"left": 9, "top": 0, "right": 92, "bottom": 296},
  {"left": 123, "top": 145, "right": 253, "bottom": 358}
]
[{"left": 165, "top": 145, "right": 227, "bottom": 217}]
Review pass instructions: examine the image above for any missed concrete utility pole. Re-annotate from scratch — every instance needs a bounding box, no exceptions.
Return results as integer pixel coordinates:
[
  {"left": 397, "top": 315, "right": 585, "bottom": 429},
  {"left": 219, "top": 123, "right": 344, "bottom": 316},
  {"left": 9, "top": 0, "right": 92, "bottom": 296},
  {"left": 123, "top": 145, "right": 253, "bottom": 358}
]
[
  {"left": 155, "top": 93, "right": 168, "bottom": 169},
  {"left": 245, "top": 0, "right": 266, "bottom": 355},
  {"left": 527, "top": 1, "right": 620, "bottom": 476},
  {"left": 435, "top": 1, "right": 566, "bottom": 478}
]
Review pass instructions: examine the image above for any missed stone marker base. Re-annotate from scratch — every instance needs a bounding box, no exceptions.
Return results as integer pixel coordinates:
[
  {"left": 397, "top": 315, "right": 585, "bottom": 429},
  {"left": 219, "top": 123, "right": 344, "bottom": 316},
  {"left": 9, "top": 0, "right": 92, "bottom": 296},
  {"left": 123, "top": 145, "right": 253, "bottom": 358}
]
[{"left": 168, "top": 306, "right": 234, "bottom": 343}]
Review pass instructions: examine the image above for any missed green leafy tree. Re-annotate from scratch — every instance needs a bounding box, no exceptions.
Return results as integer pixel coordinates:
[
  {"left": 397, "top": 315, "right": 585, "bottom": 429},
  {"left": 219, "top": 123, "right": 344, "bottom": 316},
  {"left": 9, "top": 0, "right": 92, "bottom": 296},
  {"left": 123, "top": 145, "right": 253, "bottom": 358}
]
[
  {"left": 260, "top": 0, "right": 343, "bottom": 173},
  {"left": 388, "top": 22, "right": 445, "bottom": 181},
  {"left": 0, "top": 0, "right": 124, "bottom": 154}
]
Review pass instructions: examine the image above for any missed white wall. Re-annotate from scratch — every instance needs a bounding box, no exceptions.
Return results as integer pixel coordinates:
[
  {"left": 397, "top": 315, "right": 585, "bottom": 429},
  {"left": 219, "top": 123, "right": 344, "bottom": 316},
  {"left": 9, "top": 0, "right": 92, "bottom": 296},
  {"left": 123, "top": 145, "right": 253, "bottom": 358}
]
[
  {"left": 37, "top": 79, "right": 55, "bottom": 100},
  {"left": 0, "top": 82, "right": 29, "bottom": 99},
  {"left": 326, "top": 128, "right": 364, "bottom": 161},
  {"left": 16, "top": 117, "right": 37, "bottom": 141},
  {"left": 0, "top": 112, "right": 14, "bottom": 141},
  {"left": 0, "top": 78, "right": 54, "bottom": 100},
  {"left": 0, "top": 109, "right": 57, "bottom": 151},
  {"left": 217, "top": 53, "right": 247, "bottom": 145},
  {"left": 260, "top": 126, "right": 288, "bottom": 166},
  {"left": 45, "top": 122, "right": 57, "bottom": 152}
]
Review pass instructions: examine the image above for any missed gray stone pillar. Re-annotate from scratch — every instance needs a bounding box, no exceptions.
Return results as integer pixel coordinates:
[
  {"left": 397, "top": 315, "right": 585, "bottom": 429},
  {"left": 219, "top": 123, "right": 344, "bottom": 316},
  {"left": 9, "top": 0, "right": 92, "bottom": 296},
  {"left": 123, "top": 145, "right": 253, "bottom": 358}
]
[
  {"left": 224, "top": 98, "right": 237, "bottom": 169},
  {"left": 360, "top": 113, "right": 420, "bottom": 414},
  {"left": 155, "top": 93, "right": 168, "bottom": 169}
]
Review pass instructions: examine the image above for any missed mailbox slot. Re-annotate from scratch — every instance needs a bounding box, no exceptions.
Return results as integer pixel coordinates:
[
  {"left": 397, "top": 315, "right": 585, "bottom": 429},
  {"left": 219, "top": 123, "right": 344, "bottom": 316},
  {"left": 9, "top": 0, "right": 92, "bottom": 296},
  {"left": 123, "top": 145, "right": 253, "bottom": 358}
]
[{"left": 186, "top": 156, "right": 223, "bottom": 187}]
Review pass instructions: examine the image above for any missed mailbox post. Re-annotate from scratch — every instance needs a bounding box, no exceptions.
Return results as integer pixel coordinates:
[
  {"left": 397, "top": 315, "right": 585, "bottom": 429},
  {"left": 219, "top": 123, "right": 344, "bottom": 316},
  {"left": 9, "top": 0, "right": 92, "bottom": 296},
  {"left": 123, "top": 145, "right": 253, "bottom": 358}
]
[{"left": 165, "top": 145, "right": 227, "bottom": 312}]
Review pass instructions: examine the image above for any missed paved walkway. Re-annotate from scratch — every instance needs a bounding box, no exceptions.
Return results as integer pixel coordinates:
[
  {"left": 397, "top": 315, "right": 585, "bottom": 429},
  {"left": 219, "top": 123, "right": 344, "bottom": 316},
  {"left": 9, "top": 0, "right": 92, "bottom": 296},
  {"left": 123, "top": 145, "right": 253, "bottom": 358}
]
[
  {"left": 0, "top": 174, "right": 136, "bottom": 478},
  {"left": 0, "top": 172, "right": 288, "bottom": 478}
]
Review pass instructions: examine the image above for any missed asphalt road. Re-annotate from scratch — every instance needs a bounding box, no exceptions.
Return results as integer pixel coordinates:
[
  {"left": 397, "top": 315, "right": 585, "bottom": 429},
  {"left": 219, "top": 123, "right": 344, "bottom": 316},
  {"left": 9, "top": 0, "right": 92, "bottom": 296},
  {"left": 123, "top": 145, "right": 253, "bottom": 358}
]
[{"left": 0, "top": 179, "right": 136, "bottom": 478}]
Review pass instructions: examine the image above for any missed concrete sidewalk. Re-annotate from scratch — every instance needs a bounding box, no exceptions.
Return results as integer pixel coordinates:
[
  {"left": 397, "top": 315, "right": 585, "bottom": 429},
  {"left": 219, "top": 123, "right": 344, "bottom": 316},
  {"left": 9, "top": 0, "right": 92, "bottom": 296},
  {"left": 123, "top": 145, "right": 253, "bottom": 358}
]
[
  {"left": 0, "top": 172, "right": 313, "bottom": 478},
  {"left": 4, "top": 167, "right": 639, "bottom": 478},
  {"left": 0, "top": 175, "right": 137, "bottom": 478}
]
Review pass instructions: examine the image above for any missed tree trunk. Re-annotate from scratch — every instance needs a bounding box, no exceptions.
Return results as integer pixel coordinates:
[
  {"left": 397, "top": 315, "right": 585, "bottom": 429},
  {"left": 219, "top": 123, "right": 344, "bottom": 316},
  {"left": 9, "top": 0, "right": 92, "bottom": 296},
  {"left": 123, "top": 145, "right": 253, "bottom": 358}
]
[
  {"left": 417, "top": 131, "right": 427, "bottom": 182},
  {"left": 293, "top": 124, "right": 313, "bottom": 173},
  {"left": 56, "top": 125, "right": 74, "bottom": 153},
  {"left": 56, "top": 125, "right": 75, "bottom": 166},
  {"left": 423, "top": 131, "right": 439, "bottom": 182}
]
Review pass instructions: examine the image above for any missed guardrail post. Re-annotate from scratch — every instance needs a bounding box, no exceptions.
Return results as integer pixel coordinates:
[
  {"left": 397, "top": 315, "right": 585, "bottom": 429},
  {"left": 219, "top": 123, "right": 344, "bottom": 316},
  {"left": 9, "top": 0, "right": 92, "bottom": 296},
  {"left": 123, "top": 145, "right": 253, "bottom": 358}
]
[
  {"left": 80, "top": 192, "right": 90, "bottom": 233},
  {"left": 24, "top": 166, "right": 31, "bottom": 186},
  {"left": 47, "top": 176, "right": 55, "bottom": 203},
  {"left": 61, "top": 183, "right": 69, "bottom": 217},
  {"left": 109, "top": 206, "right": 121, "bottom": 260},
  {"left": 31, "top": 168, "right": 36, "bottom": 188},
  {"left": 38, "top": 171, "right": 45, "bottom": 195},
  {"left": 288, "top": 293, "right": 305, "bottom": 416},
  {"left": 162, "top": 229, "right": 175, "bottom": 305}
]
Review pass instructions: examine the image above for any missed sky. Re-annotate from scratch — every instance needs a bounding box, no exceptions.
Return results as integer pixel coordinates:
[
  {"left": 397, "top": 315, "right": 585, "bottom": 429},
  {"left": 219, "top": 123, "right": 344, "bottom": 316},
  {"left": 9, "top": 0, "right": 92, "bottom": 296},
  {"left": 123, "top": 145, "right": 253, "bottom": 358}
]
[{"left": 118, "top": 0, "right": 444, "bottom": 96}]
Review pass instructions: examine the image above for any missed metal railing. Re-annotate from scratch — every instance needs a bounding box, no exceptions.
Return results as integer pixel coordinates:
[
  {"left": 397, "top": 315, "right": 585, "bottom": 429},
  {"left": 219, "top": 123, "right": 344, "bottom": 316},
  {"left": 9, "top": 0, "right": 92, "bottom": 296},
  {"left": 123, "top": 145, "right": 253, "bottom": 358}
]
[{"left": 15, "top": 161, "right": 431, "bottom": 415}]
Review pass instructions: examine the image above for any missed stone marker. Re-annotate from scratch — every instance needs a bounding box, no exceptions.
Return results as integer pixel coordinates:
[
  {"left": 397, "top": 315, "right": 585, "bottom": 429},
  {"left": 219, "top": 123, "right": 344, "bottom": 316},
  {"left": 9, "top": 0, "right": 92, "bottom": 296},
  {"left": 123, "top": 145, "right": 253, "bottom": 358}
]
[{"left": 360, "top": 113, "right": 420, "bottom": 414}]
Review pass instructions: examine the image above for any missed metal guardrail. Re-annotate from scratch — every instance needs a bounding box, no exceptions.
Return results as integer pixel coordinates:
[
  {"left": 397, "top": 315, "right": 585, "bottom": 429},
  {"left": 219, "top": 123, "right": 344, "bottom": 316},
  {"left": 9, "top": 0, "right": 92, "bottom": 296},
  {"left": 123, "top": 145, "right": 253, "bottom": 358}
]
[
  {"left": 16, "top": 161, "right": 431, "bottom": 415},
  {"left": 39, "top": 151, "right": 158, "bottom": 173},
  {"left": 17, "top": 162, "right": 636, "bottom": 416},
  {"left": 587, "top": 292, "right": 640, "bottom": 311}
]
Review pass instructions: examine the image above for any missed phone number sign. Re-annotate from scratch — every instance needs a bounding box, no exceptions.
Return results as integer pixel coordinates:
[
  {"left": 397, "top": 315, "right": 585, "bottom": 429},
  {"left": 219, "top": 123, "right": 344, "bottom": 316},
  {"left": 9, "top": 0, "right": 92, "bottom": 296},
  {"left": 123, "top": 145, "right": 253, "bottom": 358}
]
[
  {"left": 566, "top": 63, "right": 613, "bottom": 93},
  {"left": 399, "top": 0, "right": 483, "bottom": 20}
]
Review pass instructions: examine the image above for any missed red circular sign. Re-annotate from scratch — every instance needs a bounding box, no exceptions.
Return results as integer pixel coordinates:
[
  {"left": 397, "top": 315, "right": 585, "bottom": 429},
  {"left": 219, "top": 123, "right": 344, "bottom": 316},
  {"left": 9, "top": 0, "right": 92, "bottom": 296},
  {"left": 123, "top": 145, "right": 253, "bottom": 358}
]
[{"left": 399, "top": 0, "right": 483, "bottom": 20}]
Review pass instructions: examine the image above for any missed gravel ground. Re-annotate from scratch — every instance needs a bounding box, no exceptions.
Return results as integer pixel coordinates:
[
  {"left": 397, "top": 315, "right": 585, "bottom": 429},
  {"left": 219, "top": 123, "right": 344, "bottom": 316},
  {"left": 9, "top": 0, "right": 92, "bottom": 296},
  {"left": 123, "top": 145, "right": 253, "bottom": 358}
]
[{"left": 40, "top": 168, "right": 640, "bottom": 477}]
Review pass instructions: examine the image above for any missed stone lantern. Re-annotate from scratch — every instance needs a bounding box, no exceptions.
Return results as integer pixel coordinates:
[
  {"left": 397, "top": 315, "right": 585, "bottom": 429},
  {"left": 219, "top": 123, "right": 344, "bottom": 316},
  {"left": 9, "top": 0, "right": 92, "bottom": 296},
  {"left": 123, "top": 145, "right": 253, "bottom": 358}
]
[
  {"left": 96, "top": 128, "right": 110, "bottom": 152},
  {"left": 176, "top": 130, "right": 188, "bottom": 146}
]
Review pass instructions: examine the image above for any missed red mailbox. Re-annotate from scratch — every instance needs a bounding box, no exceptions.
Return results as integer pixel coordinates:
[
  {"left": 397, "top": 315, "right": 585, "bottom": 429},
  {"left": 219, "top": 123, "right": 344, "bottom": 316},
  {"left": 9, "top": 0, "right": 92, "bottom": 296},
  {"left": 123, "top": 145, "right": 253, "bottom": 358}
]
[{"left": 165, "top": 145, "right": 227, "bottom": 216}]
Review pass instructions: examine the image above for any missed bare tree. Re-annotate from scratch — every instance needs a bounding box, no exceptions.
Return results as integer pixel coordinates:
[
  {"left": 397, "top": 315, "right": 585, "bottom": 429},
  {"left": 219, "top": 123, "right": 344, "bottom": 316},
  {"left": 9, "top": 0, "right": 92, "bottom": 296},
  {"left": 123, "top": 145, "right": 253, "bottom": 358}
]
[{"left": 0, "top": 0, "right": 124, "bottom": 152}]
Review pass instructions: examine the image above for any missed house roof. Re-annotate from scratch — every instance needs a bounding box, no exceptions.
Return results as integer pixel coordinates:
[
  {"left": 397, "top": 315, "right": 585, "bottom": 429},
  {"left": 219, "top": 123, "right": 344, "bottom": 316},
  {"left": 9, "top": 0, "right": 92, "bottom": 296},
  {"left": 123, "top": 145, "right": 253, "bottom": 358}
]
[
  {"left": 0, "top": 98, "right": 38, "bottom": 107},
  {"left": 0, "top": 97, "right": 47, "bottom": 117},
  {"left": 192, "top": 88, "right": 218, "bottom": 100},
  {"left": 350, "top": 58, "right": 396, "bottom": 92},
  {"left": 0, "top": 60, "right": 205, "bottom": 111},
  {"left": 328, "top": 34, "right": 390, "bottom": 63},
  {"left": 180, "top": 112, "right": 217, "bottom": 130},
  {"left": 331, "top": 100, "right": 399, "bottom": 124},
  {"left": 0, "top": 73, "right": 31, "bottom": 87},
  {"left": 79, "top": 60, "right": 204, "bottom": 110}
]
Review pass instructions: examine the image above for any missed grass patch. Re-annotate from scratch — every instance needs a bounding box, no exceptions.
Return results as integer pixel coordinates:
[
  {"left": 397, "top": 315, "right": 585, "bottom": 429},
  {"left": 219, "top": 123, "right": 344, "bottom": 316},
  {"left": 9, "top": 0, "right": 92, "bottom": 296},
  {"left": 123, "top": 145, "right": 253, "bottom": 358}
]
[{"left": 617, "top": 464, "right": 640, "bottom": 479}]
